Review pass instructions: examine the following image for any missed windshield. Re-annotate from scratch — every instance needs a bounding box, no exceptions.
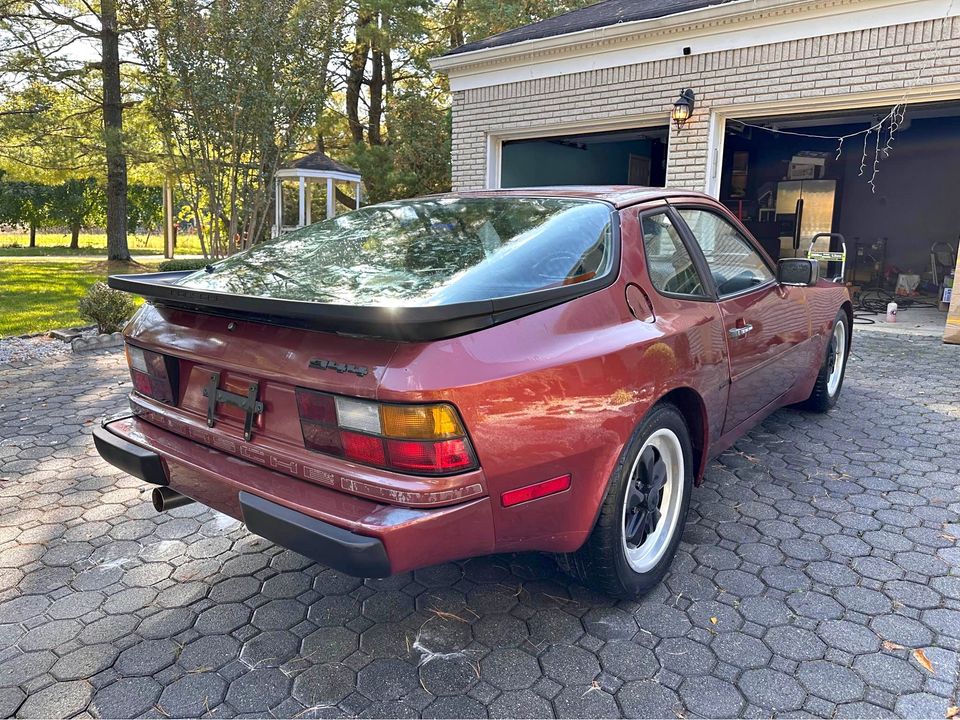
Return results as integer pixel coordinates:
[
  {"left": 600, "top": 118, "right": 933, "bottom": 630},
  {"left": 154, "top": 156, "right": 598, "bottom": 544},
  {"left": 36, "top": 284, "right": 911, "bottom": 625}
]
[{"left": 177, "top": 197, "right": 614, "bottom": 306}]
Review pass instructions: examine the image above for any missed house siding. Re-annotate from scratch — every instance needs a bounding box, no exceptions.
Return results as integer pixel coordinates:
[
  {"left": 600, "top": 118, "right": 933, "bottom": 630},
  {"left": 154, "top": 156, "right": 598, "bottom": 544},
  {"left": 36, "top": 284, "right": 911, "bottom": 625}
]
[{"left": 450, "top": 15, "right": 960, "bottom": 191}]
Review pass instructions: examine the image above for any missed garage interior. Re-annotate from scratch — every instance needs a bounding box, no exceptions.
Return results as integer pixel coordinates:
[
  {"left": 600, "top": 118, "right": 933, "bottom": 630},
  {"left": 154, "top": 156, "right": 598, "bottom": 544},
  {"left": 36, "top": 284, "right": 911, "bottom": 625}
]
[
  {"left": 501, "top": 126, "right": 668, "bottom": 188},
  {"left": 719, "top": 101, "right": 959, "bottom": 330}
]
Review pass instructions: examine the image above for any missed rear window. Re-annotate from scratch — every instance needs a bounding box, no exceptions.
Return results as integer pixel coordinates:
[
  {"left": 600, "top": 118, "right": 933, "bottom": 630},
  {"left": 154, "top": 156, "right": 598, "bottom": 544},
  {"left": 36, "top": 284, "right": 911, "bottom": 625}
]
[{"left": 177, "top": 197, "right": 614, "bottom": 306}]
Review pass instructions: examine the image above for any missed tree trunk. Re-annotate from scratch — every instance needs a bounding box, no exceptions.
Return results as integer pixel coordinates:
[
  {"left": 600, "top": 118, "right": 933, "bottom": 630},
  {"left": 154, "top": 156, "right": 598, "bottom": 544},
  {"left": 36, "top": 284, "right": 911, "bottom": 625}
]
[
  {"left": 70, "top": 223, "right": 80, "bottom": 249},
  {"left": 449, "top": 0, "right": 465, "bottom": 49},
  {"left": 345, "top": 12, "right": 372, "bottom": 144},
  {"left": 383, "top": 46, "right": 394, "bottom": 140},
  {"left": 335, "top": 187, "right": 356, "bottom": 208},
  {"left": 101, "top": 0, "right": 130, "bottom": 261},
  {"left": 29, "top": 223, "right": 36, "bottom": 247},
  {"left": 369, "top": 48, "right": 383, "bottom": 146}
]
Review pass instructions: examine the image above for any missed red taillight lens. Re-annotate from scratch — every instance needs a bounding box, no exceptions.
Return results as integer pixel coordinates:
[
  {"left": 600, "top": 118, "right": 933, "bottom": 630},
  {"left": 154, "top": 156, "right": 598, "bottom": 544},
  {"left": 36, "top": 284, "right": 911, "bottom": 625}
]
[
  {"left": 386, "top": 438, "right": 475, "bottom": 473},
  {"left": 341, "top": 431, "right": 387, "bottom": 466},
  {"left": 126, "top": 344, "right": 177, "bottom": 404},
  {"left": 295, "top": 388, "right": 478, "bottom": 475}
]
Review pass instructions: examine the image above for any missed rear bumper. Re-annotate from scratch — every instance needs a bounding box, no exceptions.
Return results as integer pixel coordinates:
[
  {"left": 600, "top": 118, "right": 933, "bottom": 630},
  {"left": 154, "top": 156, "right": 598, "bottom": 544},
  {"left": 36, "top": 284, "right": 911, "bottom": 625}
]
[
  {"left": 95, "top": 415, "right": 495, "bottom": 576},
  {"left": 94, "top": 424, "right": 169, "bottom": 486},
  {"left": 239, "top": 491, "right": 390, "bottom": 577}
]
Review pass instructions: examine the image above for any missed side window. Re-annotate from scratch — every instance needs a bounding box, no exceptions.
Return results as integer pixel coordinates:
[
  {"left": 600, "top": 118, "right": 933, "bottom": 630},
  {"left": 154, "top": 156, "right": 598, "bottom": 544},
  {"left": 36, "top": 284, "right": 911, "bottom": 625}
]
[
  {"left": 640, "top": 212, "right": 706, "bottom": 297},
  {"left": 677, "top": 208, "right": 775, "bottom": 297}
]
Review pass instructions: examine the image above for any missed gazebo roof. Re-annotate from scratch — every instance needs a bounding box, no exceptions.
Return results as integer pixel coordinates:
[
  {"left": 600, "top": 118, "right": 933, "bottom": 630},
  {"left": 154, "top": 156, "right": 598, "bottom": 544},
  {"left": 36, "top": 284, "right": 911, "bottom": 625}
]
[{"left": 279, "top": 151, "right": 361, "bottom": 179}]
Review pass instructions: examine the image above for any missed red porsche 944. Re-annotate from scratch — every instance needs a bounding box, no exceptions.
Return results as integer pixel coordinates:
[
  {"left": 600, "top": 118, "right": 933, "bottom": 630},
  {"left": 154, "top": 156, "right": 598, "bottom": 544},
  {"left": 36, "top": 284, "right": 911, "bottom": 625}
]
[{"left": 95, "top": 187, "right": 850, "bottom": 597}]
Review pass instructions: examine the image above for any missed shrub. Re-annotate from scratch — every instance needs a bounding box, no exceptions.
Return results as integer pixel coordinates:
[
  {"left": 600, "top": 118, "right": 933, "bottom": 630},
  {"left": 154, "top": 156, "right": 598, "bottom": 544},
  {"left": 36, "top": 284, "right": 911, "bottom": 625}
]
[
  {"left": 157, "top": 258, "right": 210, "bottom": 272},
  {"left": 78, "top": 282, "right": 136, "bottom": 334}
]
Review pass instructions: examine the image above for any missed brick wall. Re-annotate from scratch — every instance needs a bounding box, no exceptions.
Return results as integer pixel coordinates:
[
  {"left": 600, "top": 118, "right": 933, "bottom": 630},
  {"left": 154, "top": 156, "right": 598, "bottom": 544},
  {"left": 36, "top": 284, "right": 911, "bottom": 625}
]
[{"left": 451, "top": 16, "right": 960, "bottom": 191}]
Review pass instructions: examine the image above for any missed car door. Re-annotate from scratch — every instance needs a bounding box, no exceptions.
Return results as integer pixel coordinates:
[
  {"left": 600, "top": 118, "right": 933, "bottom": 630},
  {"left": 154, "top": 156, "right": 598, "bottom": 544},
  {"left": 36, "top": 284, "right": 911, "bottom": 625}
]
[
  {"left": 672, "top": 205, "right": 812, "bottom": 432},
  {"left": 631, "top": 207, "right": 729, "bottom": 445}
]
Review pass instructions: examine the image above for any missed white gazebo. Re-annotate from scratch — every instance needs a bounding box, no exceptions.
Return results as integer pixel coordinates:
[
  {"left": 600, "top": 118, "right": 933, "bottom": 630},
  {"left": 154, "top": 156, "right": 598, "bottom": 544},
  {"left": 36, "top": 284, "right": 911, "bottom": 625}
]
[{"left": 273, "top": 151, "right": 362, "bottom": 235}]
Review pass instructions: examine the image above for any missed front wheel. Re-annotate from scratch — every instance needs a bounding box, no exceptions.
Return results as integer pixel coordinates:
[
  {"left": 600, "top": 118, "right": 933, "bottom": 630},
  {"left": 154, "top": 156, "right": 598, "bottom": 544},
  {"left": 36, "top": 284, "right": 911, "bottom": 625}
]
[
  {"left": 559, "top": 403, "right": 693, "bottom": 599},
  {"left": 799, "top": 309, "right": 850, "bottom": 413}
]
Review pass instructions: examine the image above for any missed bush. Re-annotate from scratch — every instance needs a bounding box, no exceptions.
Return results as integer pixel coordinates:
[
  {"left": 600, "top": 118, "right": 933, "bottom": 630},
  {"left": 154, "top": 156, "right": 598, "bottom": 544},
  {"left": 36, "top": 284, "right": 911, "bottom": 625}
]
[
  {"left": 157, "top": 258, "right": 210, "bottom": 272},
  {"left": 77, "top": 282, "right": 136, "bottom": 334}
]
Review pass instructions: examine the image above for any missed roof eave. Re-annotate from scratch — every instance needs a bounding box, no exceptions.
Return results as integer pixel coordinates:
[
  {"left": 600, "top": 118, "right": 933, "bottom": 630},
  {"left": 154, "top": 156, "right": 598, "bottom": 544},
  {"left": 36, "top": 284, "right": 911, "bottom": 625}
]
[{"left": 430, "top": 0, "right": 822, "bottom": 73}]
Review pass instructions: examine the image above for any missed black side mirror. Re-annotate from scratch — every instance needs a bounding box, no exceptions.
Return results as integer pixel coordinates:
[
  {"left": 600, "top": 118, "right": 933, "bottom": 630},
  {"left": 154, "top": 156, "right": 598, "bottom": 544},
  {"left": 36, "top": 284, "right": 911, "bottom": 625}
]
[{"left": 777, "top": 258, "right": 819, "bottom": 287}]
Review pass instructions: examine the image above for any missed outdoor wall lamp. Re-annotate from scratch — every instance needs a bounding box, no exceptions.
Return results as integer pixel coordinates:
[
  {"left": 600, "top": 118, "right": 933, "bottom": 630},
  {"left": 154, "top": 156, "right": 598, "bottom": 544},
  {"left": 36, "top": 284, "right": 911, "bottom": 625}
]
[{"left": 672, "top": 89, "right": 696, "bottom": 130}]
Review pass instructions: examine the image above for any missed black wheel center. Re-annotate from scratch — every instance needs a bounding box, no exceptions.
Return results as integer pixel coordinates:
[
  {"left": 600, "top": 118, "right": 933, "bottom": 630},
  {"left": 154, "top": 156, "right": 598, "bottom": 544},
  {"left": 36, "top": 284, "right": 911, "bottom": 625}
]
[
  {"left": 827, "top": 336, "right": 838, "bottom": 374},
  {"left": 624, "top": 445, "right": 668, "bottom": 547}
]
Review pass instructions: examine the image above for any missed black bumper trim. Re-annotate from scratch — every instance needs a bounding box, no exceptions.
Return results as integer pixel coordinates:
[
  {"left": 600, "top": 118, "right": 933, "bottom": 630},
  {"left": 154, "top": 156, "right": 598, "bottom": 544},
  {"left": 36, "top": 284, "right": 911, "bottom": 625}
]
[
  {"left": 239, "top": 491, "right": 391, "bottom": 578},
  {"left": 93, "top": 423, "right": 169, "bottom": 486}
]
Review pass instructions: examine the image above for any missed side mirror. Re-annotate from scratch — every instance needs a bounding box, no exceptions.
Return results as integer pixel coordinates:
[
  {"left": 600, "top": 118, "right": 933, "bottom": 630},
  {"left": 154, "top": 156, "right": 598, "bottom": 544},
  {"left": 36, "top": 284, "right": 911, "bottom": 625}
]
[{"left": 777, "top": 258, "right": 819, "bottom": 287}]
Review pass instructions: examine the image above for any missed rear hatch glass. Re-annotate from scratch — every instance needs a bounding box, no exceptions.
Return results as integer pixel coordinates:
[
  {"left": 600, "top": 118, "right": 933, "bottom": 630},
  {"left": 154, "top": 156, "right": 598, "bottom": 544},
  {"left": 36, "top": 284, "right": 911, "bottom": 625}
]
[{"left": 176, "top": 197, "right": 614, "bottom": 306}]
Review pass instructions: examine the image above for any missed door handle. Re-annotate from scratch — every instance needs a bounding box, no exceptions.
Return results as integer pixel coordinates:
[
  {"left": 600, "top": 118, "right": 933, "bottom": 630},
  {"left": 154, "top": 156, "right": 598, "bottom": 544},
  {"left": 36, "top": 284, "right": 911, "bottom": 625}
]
[{"left": 728, "top": 324, "right": 754, "bottom": 339}]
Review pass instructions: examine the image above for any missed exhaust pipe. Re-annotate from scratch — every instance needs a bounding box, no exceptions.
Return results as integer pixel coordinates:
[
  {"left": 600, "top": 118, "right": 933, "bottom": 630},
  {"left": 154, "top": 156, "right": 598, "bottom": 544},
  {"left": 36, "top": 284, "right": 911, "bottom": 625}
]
[{"left": 152, "top": 487, "right": 195, "bottom": 512}]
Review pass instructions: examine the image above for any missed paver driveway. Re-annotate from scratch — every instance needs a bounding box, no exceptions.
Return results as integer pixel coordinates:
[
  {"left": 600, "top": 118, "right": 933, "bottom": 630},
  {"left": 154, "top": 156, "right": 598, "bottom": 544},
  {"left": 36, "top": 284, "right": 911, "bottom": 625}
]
[{"left": 0, "top": 331, "right": 958, "bottom": 719}]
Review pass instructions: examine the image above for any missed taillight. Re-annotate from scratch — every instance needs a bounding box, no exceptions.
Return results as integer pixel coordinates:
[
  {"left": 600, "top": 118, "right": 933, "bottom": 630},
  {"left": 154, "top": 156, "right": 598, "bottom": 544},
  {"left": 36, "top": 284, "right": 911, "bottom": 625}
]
[
  {"left": 125, "top": 344, "right": 178, "bottom": 405},
  {"left": 295, "top": 388, "right": 478, "bottom": 475}
]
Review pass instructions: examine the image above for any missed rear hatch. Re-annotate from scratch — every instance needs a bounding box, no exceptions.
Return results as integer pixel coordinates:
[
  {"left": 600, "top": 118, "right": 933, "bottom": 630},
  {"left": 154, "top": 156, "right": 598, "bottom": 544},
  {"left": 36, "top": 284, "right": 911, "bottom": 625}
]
[{"left": 114, "top": 195, "right": 617, "bottom": 485}]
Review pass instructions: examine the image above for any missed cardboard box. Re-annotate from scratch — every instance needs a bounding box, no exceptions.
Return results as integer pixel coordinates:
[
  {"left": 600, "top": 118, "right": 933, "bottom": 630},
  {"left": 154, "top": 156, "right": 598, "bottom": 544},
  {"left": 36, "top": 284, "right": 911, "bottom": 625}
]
[
  {"left": 788, "top": 162, "right": 820, "bottom": 180},
  {"left": 787, "top": 151, "right": 832, "bottom": 180},
  {"left": 792, "top": 151, "right": 831, "bottom": 166},
  {"left": 945, "top": 261, "right": 960, "bottom": 344}
]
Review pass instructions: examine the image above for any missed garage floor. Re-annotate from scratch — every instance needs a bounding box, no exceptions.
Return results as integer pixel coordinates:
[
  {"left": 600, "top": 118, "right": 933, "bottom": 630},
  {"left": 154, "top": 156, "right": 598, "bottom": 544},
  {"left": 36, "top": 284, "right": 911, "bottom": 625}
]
[
  {"left": 854, "top": 306, "right": 949, "bottom": 338},
  {"left": 1, "top": 336, "right": 959, "bottom": 719}
]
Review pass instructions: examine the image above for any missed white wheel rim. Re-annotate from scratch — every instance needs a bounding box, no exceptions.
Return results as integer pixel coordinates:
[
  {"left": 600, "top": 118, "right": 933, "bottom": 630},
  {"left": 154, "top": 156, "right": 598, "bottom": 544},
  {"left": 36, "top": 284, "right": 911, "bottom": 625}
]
[
  {"left": 621, "top": 428, "right": 684, "bottom": 574},
  {"left": 827, "top": 319, "right": 846, "bottom": 396}
]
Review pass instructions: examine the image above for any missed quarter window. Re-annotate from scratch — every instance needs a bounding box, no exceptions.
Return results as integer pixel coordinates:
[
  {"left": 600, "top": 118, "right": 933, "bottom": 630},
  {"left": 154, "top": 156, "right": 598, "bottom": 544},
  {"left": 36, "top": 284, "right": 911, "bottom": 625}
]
[
  {"left": 678, "top": 209, "right": 774, "bottom": 297},
  {"left": 640, "top": 212, "right": 705, "bottom": 297}
]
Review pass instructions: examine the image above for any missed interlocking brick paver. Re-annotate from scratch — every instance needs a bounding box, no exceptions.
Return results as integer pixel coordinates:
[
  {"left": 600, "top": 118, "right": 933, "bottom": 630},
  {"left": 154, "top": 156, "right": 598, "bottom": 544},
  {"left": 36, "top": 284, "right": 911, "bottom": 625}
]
[
  {"left": 0, "top": 333, "right": 958, "bottom": 717},
  {"left": 14, "top": 679, "right": 92, "bottom": 718},
  {"left": 157, "top": 673, "right": 227, "bottom": 717},
  {"left": 488, "top": 689, "right": 554, "bottom": 718}
]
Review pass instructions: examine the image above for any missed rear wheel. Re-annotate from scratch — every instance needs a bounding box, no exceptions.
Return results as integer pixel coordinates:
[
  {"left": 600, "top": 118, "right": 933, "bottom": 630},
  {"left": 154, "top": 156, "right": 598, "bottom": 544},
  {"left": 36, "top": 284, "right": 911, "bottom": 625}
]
[
  {"left": 799, "top": 309, "right": 850, "bottom": 413},
  {"left": 559, "top": 403, "right": 693, "bottom": 599}
]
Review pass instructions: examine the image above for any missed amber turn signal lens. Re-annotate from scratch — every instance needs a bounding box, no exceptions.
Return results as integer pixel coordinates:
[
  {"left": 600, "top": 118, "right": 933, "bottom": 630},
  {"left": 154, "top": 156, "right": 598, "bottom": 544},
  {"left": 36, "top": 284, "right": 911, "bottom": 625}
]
[{"left": 380, "top": 404, "right": 464, "bottom": 440}]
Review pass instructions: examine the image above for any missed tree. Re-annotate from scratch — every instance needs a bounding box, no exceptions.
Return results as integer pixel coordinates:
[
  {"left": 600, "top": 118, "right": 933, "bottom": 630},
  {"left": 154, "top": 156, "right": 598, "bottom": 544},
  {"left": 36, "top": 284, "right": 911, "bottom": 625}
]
[
  {"left": 0, "top": 180, "right": 51, "bottom": 246},
  {"left": 49, "top": 178, "right": 104, "bottom": 249},
  {"left": 436, "top": 0, "right": 595, "bottom": 54},
  {"left": 0, "top": 0, "right": 135, "bottom": 259},
  {"left": 126, "top": 184, "right": 162, "bottom": 234},
  {"left": 323, "top": 0, "right": 596, "bottom": 203},
  {"left": 347, "top": 90, "right": 450, "bottom": 203},
  {"left": 135, "top": 0, "right": 348, "bottom": 256}
]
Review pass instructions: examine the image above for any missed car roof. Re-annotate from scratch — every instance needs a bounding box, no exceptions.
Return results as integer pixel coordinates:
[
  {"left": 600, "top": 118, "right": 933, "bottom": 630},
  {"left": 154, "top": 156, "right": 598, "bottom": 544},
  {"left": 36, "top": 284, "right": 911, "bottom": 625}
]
[{"left": 433, "top": 186, "right": 714, "bottom": 209}]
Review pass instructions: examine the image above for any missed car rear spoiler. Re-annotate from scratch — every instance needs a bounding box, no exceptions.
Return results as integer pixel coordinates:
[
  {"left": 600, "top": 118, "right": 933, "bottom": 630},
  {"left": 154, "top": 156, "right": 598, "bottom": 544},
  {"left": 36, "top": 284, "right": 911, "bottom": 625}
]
[{"left": 107, "top": 270, "right": 612, "bottom": 342}]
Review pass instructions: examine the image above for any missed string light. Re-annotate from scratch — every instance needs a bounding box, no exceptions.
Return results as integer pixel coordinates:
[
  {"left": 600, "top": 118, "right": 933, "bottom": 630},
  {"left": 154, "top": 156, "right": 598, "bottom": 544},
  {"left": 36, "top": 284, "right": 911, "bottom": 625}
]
[
  {"left": 869, "top": 117, "right": 882, "bottom": 194},
  {"left": 734, "top": 106, "right": 900, "bottom": 194},
  {"left": 858, "top": 128, "right": 869, "bottom": 178},
  {"left": 729, "top": 0, "right": 954, "bottom": 194}
]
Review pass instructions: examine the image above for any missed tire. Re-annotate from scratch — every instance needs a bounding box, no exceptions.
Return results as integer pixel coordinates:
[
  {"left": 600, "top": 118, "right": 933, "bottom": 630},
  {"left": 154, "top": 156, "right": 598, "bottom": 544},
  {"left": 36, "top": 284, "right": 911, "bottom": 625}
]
[
  {"left": 558, "top": 403, "right": 693, "bottom": 599},
  {"left": 798, "top": 309, "right": 850, "bottom": 413}
]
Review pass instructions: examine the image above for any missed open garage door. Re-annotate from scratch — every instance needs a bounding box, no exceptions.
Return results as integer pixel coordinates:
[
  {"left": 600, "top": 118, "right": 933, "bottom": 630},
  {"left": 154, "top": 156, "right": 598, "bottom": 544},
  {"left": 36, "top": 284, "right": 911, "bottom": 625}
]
[
  {"left": 719, "top": 101, "right": 960, "bottom": 333},
  {"left": 501, "top": 126, "right": 668, "bottom": 188}
]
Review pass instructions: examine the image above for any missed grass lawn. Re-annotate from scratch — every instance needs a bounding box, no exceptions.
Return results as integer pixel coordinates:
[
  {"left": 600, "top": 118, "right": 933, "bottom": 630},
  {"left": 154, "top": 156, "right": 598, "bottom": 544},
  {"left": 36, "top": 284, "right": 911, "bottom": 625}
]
[
  {"left": 0, "top": 260, "right": 154, "bottom": 337},
  {"left": 0, "top": 231, "right": 206, "bottom": 256}
]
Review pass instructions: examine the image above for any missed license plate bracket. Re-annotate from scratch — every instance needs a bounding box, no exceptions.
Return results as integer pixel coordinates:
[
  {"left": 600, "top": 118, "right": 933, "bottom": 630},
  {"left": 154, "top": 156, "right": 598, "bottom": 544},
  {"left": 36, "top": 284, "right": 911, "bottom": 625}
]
[{"left": 202, "top": 371, "right": 264, "bottom": 441}]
